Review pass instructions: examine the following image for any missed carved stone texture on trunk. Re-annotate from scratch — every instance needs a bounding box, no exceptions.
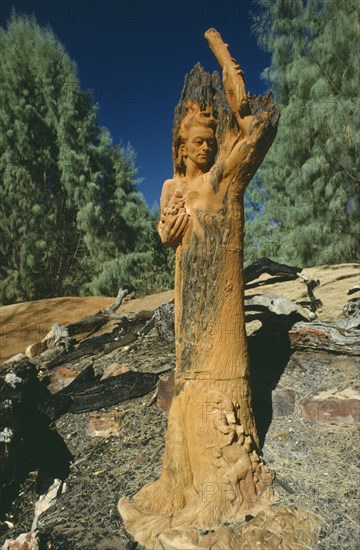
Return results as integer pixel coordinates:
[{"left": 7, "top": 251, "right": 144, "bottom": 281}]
[{"left": 119, "top": 29, "right": 280, "bottom": 548}]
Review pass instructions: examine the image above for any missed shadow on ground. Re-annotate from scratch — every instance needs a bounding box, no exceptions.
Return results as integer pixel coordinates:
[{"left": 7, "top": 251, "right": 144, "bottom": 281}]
[{"left": 248, "top": 312, "right": 303, "bottom": 447}]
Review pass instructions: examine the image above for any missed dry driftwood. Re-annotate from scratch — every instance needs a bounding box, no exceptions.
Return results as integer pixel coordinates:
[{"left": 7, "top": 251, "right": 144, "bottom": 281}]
[
  {"left": 65, "top": 287, "right": 134, "bottom": 337},
  {"left": 244, "top": 257, "right": 301, "bottom": 284},
  {"left": 245, "top": 294, "right": 310, "bottom": 320},
  {"left": 39, "top": 311, "right": 154, "bottom": 369},
  {"left": 38, "top": 366, "right": 161, "bottom": 421},
  {"left": 289, "top": 317, "right": 360, "bottom": 356}
]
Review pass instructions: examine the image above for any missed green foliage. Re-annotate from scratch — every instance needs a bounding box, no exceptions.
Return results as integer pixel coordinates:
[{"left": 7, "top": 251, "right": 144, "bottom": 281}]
[
  {"left": 0, "top": 13, "right": 173, "bottom": 304},
  {"left": 82, "top": 198, "right": 174, "bottom": 298},
  {"left": 246, "top": 0, "right": 360, "bottom": 266}
]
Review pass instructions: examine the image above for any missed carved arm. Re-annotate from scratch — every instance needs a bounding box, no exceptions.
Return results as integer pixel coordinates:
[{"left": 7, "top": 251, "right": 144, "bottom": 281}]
[
  {"left": 158, "top": 182, "right": 190, "bottom": 249},
  {"left": 205, "top": 28, "right": 250, "bottom": 130},
  {"left": 205, "top": 28, "right": 275, "bottom": 188}
]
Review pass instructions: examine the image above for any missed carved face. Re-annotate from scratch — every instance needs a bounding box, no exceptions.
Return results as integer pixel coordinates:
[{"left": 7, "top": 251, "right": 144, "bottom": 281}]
[{"left": 183, "top": 126, "right": 216, "bottom": 170}]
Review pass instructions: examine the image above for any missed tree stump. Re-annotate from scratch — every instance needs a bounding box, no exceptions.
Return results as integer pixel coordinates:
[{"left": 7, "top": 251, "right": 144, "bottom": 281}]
[{"left": 119, "top": 29, "right": 280, "bottom": 548}]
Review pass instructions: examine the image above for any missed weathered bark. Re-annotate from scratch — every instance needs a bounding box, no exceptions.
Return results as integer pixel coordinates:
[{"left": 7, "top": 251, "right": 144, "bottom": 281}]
[
  {"left": 39, "top": 311, "right": 154, "bottom": 369},
  {"left": 38, "top": 367, "right": 160, "bottom": 421},
  {"left": 119, "top": 29, "right": 280, "bottom": 548},
  {"left": 289, "top": 318, "right": 360, "bottom": 355}
]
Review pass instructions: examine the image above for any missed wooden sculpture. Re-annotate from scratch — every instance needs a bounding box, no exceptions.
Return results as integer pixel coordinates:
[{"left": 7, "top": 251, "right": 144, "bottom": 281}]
[{"left": 119, "top": 28, "right": 280, "bottom": 548}]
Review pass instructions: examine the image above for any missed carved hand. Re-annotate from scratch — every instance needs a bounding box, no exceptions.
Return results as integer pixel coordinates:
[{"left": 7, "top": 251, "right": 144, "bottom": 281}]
[{"left": 158, "top": 192, "right": 190, "bottom": 248}]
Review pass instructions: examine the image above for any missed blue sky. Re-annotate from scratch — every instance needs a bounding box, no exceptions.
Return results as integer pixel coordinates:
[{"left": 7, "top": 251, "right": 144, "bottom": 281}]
[{"left": 1, "top": 0, "right": 270, "bottom": 208}]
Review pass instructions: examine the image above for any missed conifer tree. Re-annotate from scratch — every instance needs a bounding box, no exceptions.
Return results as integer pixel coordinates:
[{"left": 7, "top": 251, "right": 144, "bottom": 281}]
[
  {"left": 0, "top": 14, "right": 172, "bottom": 304},
  {"left": 81, "top": 151, "right": 174, "bottom": 297},
  {"left": 0, "top": 13, "right": 100, "bottom": 302},
  {"left": 245, "top": 0, "right": 359, "bottom": 266}
]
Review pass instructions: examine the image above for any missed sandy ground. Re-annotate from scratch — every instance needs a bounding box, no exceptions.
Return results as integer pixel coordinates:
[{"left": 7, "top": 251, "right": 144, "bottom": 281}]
[
  {"left": 1, "top": 264, "right": 358, "bottom": 363},
  {"left": 0, "top": 291, "right": 174, "bottom": 362}
]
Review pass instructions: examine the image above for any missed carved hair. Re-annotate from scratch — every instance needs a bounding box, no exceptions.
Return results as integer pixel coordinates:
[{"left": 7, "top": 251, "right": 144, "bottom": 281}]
[
  {"left": 179, "top": 102, "right": 216, "bottom": 141},
  {"left": 173, "top": 102, "right": 217, "bottom": 176}
]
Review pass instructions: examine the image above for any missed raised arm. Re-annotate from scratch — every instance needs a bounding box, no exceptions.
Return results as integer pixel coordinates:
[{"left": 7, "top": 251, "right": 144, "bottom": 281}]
[
  {"left": 205, "top": 28, "right": 273, "bottom": 186},
  {"left": 205, "top": 28, "right": 252, "bottom": 136}
]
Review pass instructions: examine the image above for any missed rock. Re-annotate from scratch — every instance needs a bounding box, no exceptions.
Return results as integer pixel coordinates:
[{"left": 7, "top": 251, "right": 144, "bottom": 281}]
[
  {"left": 157, "top": 371, "right": 175, "bottom": 413},
  {"left": 85, "top": 410, "right": 125, "bottom": 437},
  {"left": 272, "top": 389, "right": 295, "bottom": 417},
  {"left": 301, "top": 387, "right": 360, "bottom": 425},
  {"left": 2, "top": 532, "right": 38, "bottom": 549},
  {"left": 274, "top": 432, "right": 289, "bottom": 442},
  {"left": 245, "top": 293, "right": 309, "bottom": 319},
  {"left": 25, "top": 340, "right": 48, "bottom": 359},
  {"left": 101, "top": 363, "right": 130, "bottom": 380},
  {"left": 47, "top": 367, "right": 78, "bottom": 394},
  {"left": 31, "top": 479, "right": 66, "bottom": 532}
]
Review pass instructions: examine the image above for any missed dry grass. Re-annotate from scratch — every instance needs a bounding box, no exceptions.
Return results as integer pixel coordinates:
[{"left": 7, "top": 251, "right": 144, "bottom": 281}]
[
  {"left": 263, "top": 355, "right": 360, "bottom": 550},
  {"left": 1, "top": 264, "right": 359, "bottom": 548}
]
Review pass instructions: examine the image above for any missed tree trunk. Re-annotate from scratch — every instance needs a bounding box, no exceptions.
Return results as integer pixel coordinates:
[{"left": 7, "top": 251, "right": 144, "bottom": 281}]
[{"left": 119, "top": 32, "right": 279, "bottom": 548}]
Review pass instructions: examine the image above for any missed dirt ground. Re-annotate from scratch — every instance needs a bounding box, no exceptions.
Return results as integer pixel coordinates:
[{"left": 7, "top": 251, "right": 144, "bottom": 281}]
[
  {"left": 1, "top": 264, "right": 358, "bottom": 362},
  {"left": 0, "top": 264, "right": 359, "bottom": 549},
  {"left": 0, "top": 291, "right": 174, "bottom": 362}
]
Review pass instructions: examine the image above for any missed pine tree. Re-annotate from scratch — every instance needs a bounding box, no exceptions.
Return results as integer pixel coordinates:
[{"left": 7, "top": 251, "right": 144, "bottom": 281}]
[
  {"left": 245, "top": 0, "right": 360, "bottom": 266},
  {"left": 0, "top": 13, "right": 172, "bottom": 304},
  {"left": 0, "top": 13, "right": 98, "bottom": 302},
  {"left": 78, "top": 146, "right": 174, "bottom": 297}
]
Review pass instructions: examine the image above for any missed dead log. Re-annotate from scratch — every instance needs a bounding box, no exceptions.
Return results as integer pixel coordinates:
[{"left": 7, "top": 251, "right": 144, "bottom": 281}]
[
  {"left": 289, "top": 318, "right": 360, "bottom": 356},
  {"left": 297, "top": 273, "right": 322, "bottom": 314},
  {"left": 67, "top": 287, "right": 134, "bottom": 335},
  {"left": 38, "top": 367, "right": 160, "bottom": 421},
  {"left": 66, "top": 313, "right": 110, "bottom": 337},
  {"left": 41, "top": 311, "right": 154, "bottom": 369},
  {"left": 344, "top": 298, "right": 360, "bottom": 318},
  {"left": 105, "top": 287, "right": 136, "bottom": 317},
  {"left": 244, "top": 257, "right": 301, "bottom": 284},
  {"left": 0, "top": 357, "right": 39, "bottom": 516},
  {"left": 348, "top": 285, "right": 360, "bottom": 296}
]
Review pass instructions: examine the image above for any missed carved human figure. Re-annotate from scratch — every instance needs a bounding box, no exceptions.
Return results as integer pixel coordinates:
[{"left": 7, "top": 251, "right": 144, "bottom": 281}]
[
  {"left": 158, "top": 95, "right": 262, "bottom": 248},
  {"left": 119, "top": 29, "right": 280, "bottom": 548}
]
